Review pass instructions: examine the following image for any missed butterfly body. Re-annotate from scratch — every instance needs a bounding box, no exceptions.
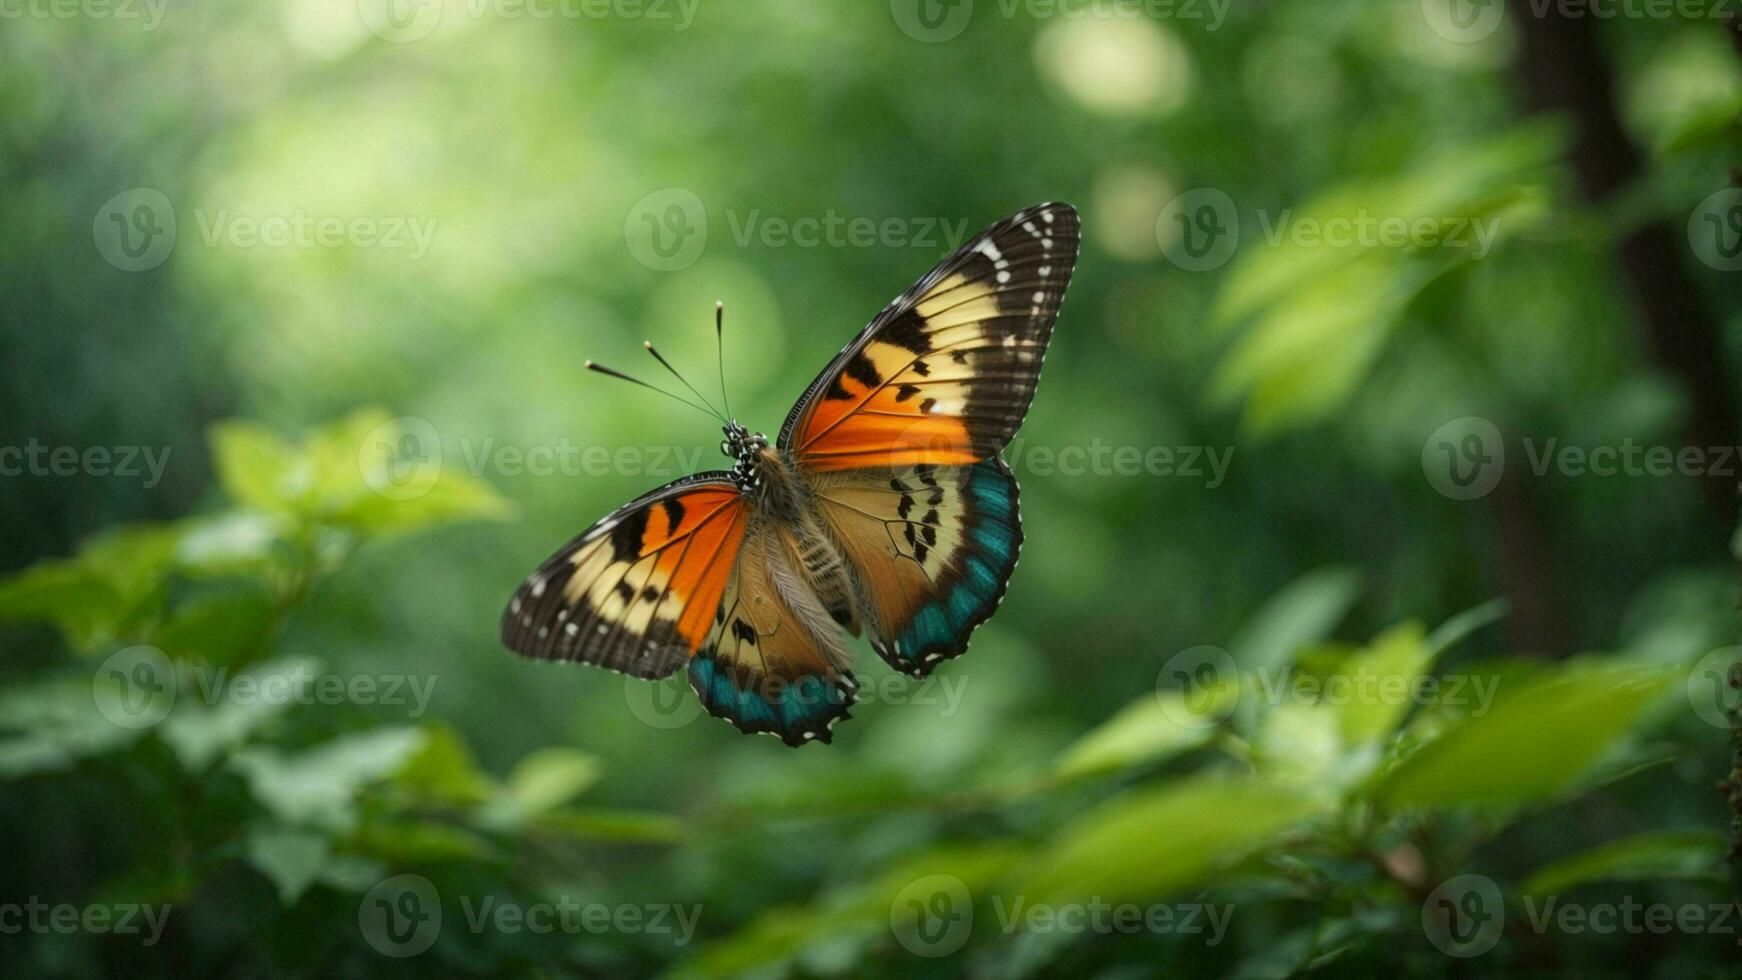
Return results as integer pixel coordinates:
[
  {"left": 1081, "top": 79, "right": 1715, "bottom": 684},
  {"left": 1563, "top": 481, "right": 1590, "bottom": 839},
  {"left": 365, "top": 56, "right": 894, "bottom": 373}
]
[{"left": 504, "top": 202, "right": 1081, "bottom": 745}]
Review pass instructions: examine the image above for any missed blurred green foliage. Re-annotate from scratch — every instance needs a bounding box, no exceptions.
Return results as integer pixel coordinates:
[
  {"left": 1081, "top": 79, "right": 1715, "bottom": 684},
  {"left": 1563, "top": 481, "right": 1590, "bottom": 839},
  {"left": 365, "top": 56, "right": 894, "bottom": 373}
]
[{"left": 4, "top": 1, "right": 1742, "bottom": 977}]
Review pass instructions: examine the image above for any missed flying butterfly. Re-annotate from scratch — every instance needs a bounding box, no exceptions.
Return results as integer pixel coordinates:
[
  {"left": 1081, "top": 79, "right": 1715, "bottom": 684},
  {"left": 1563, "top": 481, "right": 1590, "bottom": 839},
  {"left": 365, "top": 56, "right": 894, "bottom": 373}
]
[{"left": 501, "top": 202, "right": 1080, "bottom": 745}]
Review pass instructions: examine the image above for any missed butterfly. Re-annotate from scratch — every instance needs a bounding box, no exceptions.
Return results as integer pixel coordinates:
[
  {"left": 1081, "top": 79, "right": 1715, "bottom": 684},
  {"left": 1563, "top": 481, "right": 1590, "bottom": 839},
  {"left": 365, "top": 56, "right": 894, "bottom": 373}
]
[{"left": 501, "top": 202, "right": 1080, "bottom": 745}]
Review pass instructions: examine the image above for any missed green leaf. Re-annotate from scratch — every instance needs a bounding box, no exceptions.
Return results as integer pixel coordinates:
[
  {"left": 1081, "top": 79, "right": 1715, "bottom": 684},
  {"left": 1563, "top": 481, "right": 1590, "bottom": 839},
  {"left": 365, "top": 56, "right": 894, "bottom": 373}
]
[
  {"left": 150, "top": 586, "right": 278, "bottom": 667},
  {"left": 393, "top": 722, "right": 496, "bottom": 806},
  {"left": 676, "top": 843, "right": 1025, "bottom": 980},
  {"left": 209, "top": 420, "right": 299, "bottom": 513},
  {"left": 1012, "top": 776, "right": 1323, "bottom": 906},
  {"left": 245, "top": 824, "right": 331, "bottom": 905},
  {"left": 1050, "top": 689, "right": 1224, "bottom": 780},
  {"left": 174, "top": 512, "right": 290, "bottom": 577},
  {"left": 1333, "top": 622, "right": 1432, "bottom": 746},
  {"left": 0, "top": 675, "right": 145, "bottom": 778},
  {"left": 350, "top": 819, "right": 497, "bottom": 864},
  {"left": 0, "top": 562, "right": 122, "bottom": 649},
  {"left": 1375, "top": 662, "right": 1677, "bottom": 809},
  {"left": 533, "top": 807, "right": 686, "bottom": 844},
  {"left": 1252, "top": 702, "right": 1345, "bottom": 795},
  {"left": 0, "top": 525, "right": 179, "bottom": 650},
  {"left": 1210, "top": 255, "right": 1424, "bottom": 438},
  {"left": 230, "top": 727, "right": 426, "bottom": 831},
  {"left": 1522, "top": 829, "right": 1727, "bottom": 896},
  {"left": 158, "top": 658, "right": 313, "bottom": 770},
  {"left": 1231, "top": 567, "right": 1363, "bottom": 675},
  {"left": 331, "top": 464, "right": 511, "bottom": 535},
  {"left": 505, "top": 747, "right": 602, "bottom": 815},
  {"left": 1425, "top": 599, "right": 1508, "bottom": 655}
]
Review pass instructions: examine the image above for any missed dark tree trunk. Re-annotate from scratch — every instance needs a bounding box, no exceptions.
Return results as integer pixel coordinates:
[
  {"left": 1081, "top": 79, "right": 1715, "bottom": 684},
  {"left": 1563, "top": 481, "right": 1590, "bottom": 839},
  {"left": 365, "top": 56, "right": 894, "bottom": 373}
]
[{"left": 1505, "top": 2, "right": 1738, "bottom": 521}]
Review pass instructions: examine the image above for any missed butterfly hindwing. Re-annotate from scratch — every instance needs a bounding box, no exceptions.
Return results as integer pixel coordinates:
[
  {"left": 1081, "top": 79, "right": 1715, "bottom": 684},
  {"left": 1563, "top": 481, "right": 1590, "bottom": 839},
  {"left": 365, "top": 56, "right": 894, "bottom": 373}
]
[
  {"left": 809, "top": 457, "right": 1021, "bottom": 676},
  {"left": 688, "top": 516, "right": 858, "bottom": 745},
  {"left": 502, "top": 474, "right": 749, "bottom": 678},
  {"left": 778, "top": 202, "right": 1080, "bottom": 472}
]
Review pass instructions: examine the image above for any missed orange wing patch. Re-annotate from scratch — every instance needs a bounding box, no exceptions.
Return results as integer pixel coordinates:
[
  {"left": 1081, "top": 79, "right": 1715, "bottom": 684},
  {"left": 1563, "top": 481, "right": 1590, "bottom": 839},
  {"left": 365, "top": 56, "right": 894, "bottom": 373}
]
[
  {"left": 503, "top": 478, "right": 750, "bottom": 675},
  {"left": 781, "top": 203, "right": 1080, "bottom": 474}
]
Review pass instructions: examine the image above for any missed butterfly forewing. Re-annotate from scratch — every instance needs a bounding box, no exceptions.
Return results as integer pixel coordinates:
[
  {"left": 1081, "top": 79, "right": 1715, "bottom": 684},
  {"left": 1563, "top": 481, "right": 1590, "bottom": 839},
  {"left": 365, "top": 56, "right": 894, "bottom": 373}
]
[
  {"left": 502, "top": 474, "right": 749, "bottom": 678},
  {"left": 779, "top": 202, "right": 1080, "bottom": 471}
]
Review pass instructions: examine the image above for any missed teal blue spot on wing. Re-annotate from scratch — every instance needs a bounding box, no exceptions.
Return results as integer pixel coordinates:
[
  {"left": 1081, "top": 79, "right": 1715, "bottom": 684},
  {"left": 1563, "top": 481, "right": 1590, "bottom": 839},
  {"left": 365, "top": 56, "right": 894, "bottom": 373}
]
[
  {"left": 687, "top": 653, "right": 855, "bottom": 746},
  {"left": 889, "top": 458, "right": 1022, "bottom": 671}
]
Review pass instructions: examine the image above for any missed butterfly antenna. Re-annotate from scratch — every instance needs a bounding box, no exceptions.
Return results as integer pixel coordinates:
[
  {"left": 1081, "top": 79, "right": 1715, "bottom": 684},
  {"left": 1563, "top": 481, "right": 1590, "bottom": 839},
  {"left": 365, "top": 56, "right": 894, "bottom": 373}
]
[
  {"left": 584, "top": 360, "right": 723, "bottom": 421},
  {"left": 642, "top": 341, "right": 726, "bottom": 421},
  {"left": 715, "top": 300, "right": 732, "bottom": 420}
]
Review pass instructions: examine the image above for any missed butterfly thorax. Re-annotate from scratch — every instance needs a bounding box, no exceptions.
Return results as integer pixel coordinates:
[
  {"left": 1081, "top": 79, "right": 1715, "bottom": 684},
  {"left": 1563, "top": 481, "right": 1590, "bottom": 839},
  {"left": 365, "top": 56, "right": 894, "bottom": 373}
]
[
  {"left": 720, "top": 422, "right": 862, "bottom": 634},
  {"left": 721, "top": 421, "right": 769, "bottom": 493}
]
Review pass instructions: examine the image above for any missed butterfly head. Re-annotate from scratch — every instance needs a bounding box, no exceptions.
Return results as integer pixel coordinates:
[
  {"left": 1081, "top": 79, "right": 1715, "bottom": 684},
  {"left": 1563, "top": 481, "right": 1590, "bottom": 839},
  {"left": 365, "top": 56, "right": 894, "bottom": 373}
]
[{"left": 722, "top": 421, "right": 769, "bottom": 491}]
